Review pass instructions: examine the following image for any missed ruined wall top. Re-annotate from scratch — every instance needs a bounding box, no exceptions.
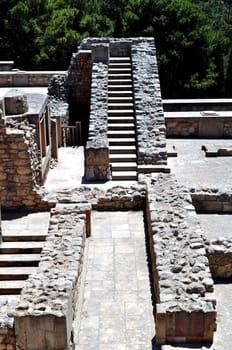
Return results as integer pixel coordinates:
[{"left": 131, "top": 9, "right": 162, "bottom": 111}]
[{"left": 80, "top": 37, "right": 155, "bottom": 57}]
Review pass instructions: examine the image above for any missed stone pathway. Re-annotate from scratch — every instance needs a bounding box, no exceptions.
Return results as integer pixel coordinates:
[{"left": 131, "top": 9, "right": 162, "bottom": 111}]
[{"left": 75, "top": 210, "right": 155, "bottom": 349}]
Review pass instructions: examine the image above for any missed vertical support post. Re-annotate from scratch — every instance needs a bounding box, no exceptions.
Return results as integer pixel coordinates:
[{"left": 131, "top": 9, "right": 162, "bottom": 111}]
[
  {"left": 85, "top": 209, "right": 91, "bottom": 237},
  {"left": 51, "top": 119, "right": 58, "bottom": 159}
]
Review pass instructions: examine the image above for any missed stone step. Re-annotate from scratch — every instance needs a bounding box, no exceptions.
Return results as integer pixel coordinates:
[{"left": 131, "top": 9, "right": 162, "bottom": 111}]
[
  {"left": 2, "top": 232, "right": 46, "bottom": 242},
  {"left": 0, "top": 254, "right": 41, "bottom": 267},
  {"left": 108, "top": 97, "right": 133, "bottom": 104},
  {"left": 108, "top": 91, "right": 133, "bottom": 97},
  {"left": 137, "top": 164, "right": 171, "bottom": 174},
  {"left": 0, "top": 242, "right": 44, "bottom": 254},
  {"left": 0, "top": 266, "right": 37, "bottom": 280},
  {"left": 108, "top": 103, "right": 134, "bottom": 110},
  {"left": 109, "top": 138, "right": 136, "bottom": 146},
  {"left": 111, "top": 162, "right": 137, "bottom": 171},
  {"left": 108, "top": 130, "right": 135, "bottom": 138},
  {"left": 108, "top": 84, "right": 133, "bottom": 91},
  {"left": 109, "top": 145, "right": 136, "bottom": 154},
  {"left": 0, "top": 280, "right": 25, "bottom": 294},
  {"left": 108, "top": 109, "right": 134, "bottom": 116},
  {"left": 108, "top": 67, "right": 131, "bottom": 73},
  {"left": 108, "top": 79, "right": 132, "bottom": 85},
  {"left": 108, "top": 116, "right": 135, "bottom": 123},
  {"left": 108, "top": 123, "right": 135, "bottom": 130},
  {"left": 110, "top": 153, "right": 137, "bottom": 162},
  {"left": 108, "top": 62, "right": 131, "bottom": 69},
  {"left": 109, "top": 57, "right": 131, "bottom": 62},
  {"left": 108, "top": 74, "right": 132, "bottom": 80},
  {"left": 112, "top": 171, "right": 137, "bottom": 181}
]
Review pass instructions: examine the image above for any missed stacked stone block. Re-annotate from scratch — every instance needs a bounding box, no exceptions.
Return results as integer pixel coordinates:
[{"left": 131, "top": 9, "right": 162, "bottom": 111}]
[
  {"left": 14, "top": 204, "right": 89, "bottom": 350},
  {"left": 0, "top": 120, "right": 48, "bottom": 208},
  {"left": 85, "top": 63, "right": 111, "bottom": 181},
  {"left": 67, "top": 50, "right": 92, "bottom": 142},
  {"left": 131, "top": 42, "right": 167, "bottom": 166},
  {"left": 144, "top": 173, "right": 216, "bottom": 343}
]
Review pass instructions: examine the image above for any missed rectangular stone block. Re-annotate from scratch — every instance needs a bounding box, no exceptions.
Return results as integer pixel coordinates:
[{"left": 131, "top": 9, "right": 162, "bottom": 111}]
[
  {"left": 156, "top": 304, "right": 166, "bottom": 344},
  {"left": 15, "top": 315, "right": 70, "bottom": 350},
  {"left": 85, "top": 147, "right": 109, "bottom": 166}
]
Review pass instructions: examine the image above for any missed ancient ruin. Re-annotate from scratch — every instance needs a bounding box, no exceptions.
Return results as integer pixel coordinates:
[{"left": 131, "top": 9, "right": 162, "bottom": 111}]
[{"left": 0, "top": 38, "right": 231, "bottom": 349}]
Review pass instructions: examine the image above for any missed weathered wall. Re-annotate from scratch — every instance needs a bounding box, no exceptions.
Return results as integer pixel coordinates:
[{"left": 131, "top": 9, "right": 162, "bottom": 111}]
[
  {"left": 166, "top": 116, "right": 232, "bottom": 138},
  {"left": 85, "top": 63, "right": 111, "bottom": 181},
  {"left": 0, "top": 120, "right": 49, "bottom": 208},
  {"left": 67, "top": 50, "right": 92, "bottom": 143},
  {"left": 207, "top": 239, "right": 232, "bottom": 279},
  {"left": 144, "top": 173, "right": 216, "bottom": 344},
  {"left": 0, "top": 71, "right": 64, "bottom": 87},
  {"left": 14, "top": 204, "right": 89, "bottom": 350},
  {"left": 132, "top": 42, "right": 167, "bottom": 166}
]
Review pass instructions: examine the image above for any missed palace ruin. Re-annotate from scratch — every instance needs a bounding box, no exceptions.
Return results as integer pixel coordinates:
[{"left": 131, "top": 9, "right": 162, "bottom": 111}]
[{"left": 0, "top": 38, "right": 231, "bottom": 350}]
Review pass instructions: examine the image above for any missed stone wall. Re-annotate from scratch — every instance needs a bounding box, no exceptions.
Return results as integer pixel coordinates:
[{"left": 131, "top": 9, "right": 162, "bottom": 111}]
[
  {"left": 207, "top": 239, "right": 232, "bottom": 279},
  {"left": 81, "top": 37, "right": 155, "bottom": 56},
  {"left": 0, "top": 71, "right": 64, "bottom": 87},
  {"left": 14, "top": 203, "right": 89, "bottom": 350},
  {"left": 166, "top": 119, "right": 198, "bottom": 137},
  {"left": 85, "top": 63, "right": 111, "bottom": 181},
  {"left": 191, "top": 188, "right": 232, "bottom": 213},
  {"left": 166, "top": 115, "right": 232, "bottom": 138},
  {"left": 0, "top": 326, "right": 16, "bottom": 350},
  {"left": 143, "top": 173, "right": 216, "bottom": 344},
  {"left": 131, "top": 42, "right": 167, "bottom": 166},
  {"left": 0, "top": 119, "right": 50, "bottom": 208},
  {"left": 67, "top": 50, "right": 92, "bottom": 143},
  {"left": 163, "top": 99, "right": 232, "bottom": 112}
]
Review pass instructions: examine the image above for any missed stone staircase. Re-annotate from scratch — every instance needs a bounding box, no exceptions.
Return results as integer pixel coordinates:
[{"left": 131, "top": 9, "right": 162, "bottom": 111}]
[
  {"left": 108, "top": 57, "right": 137, "bottom": 180},
  {"left": 0, "top": 212, "right": 48, "bottom": 295}
]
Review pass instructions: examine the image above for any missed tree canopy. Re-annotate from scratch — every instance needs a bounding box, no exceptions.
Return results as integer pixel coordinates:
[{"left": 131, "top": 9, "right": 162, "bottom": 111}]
[{"left": 0, "top": 0, "right": 231, "bottom": 98}]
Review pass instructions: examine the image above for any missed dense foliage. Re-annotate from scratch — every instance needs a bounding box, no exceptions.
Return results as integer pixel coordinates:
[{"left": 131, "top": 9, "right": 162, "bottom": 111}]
[{"left": 0, "top": 0, "right": 231, "bottom": 98}]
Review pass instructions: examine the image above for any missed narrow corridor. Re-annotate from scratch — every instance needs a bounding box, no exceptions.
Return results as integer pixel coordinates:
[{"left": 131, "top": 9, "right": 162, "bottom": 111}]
[{"left": 75, "top": 210, "right": 155, "bottom": 349}]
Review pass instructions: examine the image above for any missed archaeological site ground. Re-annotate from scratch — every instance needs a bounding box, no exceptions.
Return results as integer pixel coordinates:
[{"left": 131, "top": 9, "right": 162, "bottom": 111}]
[{"left": 0, "top": 38, "right": 231, "bottom": 350}]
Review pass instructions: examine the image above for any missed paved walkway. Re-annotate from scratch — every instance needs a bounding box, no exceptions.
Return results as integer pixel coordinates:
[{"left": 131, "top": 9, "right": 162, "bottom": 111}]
[
  {"left": 167, "top": 138, "right": 232, "bottom": 190},
  {"left": 75, "top": 210, "right": 155, "bottom": 350}
]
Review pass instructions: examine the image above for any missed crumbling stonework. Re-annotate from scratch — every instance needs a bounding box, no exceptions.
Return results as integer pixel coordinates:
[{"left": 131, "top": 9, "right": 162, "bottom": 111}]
[
  {"left": 165, "top": 114, "right": 232, "bottom": 138},
  {"left": 48, "top": 74, "right": 69, "bottom": 126},
  {"left": 0, "top": 119, "right": 49, "bottom": 208},
  {"left": 191, "top": 187, "right": 232, "bottom": 213},
  {"left": 85, "top": 63, "right": 111, "bottom": 181},
  {"left": 143, "top": 173, "right": 216, "bottom": 343},
  {"left": 67, "top": 50, "right": 92, "bottom": 142},
  {"left": 207, "top": 239, "right": 232, "bottom": 279},
  {"left": 4, "top": 89, "right": 28, "bottom": 116},
  {"left": 132, "top": 42, "right": 167, "bottom": 165},
  {"left": 14, "top": 204, "right": 88, "bottom": 350}
]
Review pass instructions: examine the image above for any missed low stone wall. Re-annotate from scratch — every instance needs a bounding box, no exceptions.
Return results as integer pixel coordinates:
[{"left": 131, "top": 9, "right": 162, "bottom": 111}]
[
  {"left": 0, "top": 119, "right": 50, "bottom": 208},
  {"left": 163, "top": 99, "right": 232, "bottom": 112},
  {"left": 191, "top": 188, "right": 232, "bottom": 213},
  {"left": 85, "top": 63, "right": 111, "bottom": 181},
  {"left": 166, "top": 118, "right": 198, "bottom": 137},
  {"left": 144, "top": 173, "right": 216, "bottom": 344},
  {"left": 0, "top": 71, "right": 65, "bottom": 87},
  {"left": 166, "top": 114, "right": 232, "bottom": 138},
  {"left": 14, "top": 204, "right": 89, "bottom": 350},
  {"left": 207, "top": 239, "right": 232, "bottom": 279},
  {"left": 131, "top": 42, "right": 167, "bottom": 165}
]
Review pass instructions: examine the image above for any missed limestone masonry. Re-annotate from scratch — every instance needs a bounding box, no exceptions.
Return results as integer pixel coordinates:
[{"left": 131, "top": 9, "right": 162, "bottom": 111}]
[{"left": 0, "top": 37, "right": 231, "bottom": 349}]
